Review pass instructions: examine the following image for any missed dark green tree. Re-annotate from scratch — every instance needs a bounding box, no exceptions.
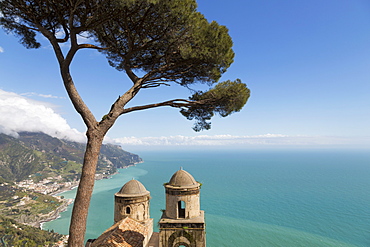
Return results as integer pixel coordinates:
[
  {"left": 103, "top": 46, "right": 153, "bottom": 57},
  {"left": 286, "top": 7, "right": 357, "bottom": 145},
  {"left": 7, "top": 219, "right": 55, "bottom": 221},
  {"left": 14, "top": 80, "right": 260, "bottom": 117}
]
[{"left": 1, "top": 0, "right": 250, "bottom": 246}]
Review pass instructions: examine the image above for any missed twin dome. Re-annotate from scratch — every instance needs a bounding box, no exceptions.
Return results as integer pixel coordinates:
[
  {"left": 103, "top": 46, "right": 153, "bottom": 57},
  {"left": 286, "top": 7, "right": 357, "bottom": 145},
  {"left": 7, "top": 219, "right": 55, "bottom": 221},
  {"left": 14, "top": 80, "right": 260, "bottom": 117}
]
[
  {"left": 110, "top": 168, "right": 205, "bottom": 247},
  {"left": 116, "top": 169, "right": 199, "bottom": 197}
]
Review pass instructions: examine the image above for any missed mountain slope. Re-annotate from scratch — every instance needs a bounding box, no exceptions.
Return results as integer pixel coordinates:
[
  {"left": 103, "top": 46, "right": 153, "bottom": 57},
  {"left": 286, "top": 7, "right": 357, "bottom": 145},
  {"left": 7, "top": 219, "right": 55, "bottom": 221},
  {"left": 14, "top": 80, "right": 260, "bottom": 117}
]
[{"left": 0, "top": 132, "right": 142, "bottom": 182}]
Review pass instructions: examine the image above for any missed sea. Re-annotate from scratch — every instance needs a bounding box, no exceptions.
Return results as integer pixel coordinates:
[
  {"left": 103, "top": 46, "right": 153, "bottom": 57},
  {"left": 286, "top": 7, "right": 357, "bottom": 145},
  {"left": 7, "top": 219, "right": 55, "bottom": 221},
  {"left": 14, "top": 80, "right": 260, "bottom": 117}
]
[{"left": 43, "top": 149, "right": 370, "bottom": 247}]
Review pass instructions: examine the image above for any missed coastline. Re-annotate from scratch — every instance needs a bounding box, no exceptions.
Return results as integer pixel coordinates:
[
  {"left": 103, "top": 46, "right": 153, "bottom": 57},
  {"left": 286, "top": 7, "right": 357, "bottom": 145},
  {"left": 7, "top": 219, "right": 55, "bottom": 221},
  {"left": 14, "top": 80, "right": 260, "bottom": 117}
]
[
  {"left": 31, "top": 199, "right": 74, "bottom": 229},
  {"left": 50, "top": 180, "right": 79, "bottom": 197},
  {"left": 38, "top": 163, "right": 141, "bottom": 230},
  {"left": 26, "top": 181, "right": 79, "bottom": 229}
]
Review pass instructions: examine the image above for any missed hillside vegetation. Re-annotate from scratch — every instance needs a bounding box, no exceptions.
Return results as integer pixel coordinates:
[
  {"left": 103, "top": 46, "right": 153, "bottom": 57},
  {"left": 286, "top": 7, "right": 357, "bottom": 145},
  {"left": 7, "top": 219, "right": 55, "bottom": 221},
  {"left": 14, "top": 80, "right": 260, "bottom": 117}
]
[
  {"left": 0, "top": 132, "right": 142, "bottom": 182},
  {"left": 0, "top": 214, "right": 64, "bottom": 246},
  {"left": 0, "top": 131, "right": 142, "bottom": 246}
]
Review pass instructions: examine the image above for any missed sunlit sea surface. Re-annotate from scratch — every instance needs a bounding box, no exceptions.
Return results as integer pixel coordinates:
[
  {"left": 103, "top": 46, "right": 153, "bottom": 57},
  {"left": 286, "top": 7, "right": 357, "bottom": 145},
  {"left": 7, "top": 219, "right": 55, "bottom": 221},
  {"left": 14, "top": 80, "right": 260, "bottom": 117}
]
[{"left": 43, "top": 149, "right": 370, "bottom": 247}]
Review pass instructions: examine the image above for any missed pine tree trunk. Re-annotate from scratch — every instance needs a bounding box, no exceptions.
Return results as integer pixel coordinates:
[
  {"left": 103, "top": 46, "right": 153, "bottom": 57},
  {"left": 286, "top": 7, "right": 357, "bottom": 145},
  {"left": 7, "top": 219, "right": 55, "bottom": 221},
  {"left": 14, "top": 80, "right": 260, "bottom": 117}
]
[{"left": 67, "top": 131, "right": 104, "bottom": 247}]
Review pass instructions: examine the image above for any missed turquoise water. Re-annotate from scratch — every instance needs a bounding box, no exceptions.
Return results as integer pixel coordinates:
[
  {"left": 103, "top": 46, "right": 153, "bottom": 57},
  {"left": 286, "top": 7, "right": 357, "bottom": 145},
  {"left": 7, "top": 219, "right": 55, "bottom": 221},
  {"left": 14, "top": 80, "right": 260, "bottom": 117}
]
[{"left": 43, "top": 149, "right": 370, "bottom": 246}]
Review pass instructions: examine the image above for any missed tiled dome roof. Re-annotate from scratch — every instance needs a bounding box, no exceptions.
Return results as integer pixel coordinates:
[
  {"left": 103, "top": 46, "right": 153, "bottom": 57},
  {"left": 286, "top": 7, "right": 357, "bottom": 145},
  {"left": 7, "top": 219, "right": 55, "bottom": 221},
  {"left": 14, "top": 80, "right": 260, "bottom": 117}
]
[
  {"left": 168, "top": 169, "right": 198, "bottom": 188},
  {"left": 116, "top": 179, "right": 149, "bottom": 197}
]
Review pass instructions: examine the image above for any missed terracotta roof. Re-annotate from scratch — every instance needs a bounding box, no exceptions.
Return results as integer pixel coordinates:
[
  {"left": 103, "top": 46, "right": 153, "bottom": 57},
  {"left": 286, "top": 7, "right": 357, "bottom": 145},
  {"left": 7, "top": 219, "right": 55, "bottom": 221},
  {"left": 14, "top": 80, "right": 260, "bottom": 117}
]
[{"left": 91, "top": 217, "right": 149, "bottom": 247}]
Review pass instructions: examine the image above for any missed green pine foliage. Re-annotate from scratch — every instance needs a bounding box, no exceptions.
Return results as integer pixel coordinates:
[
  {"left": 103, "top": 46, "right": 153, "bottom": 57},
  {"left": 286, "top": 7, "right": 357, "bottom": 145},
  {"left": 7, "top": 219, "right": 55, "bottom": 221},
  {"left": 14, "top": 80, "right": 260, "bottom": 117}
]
[
  {"left": 181, "top": 79, "right": 250, "bottom": 131},
  {"left": 95, "top": 0, "right": 234, "bottom": 86}
]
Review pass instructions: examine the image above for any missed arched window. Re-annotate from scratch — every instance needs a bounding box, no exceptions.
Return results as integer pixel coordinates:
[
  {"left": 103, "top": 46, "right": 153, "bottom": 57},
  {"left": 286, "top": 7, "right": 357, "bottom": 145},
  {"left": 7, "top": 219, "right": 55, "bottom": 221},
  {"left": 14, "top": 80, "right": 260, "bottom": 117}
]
[
  {"left": 175, "top": 244, "right": 189, "bottom": 247},
  {"left": 178, "top": 201, "right": 185, "bottom": 218},
  {"left": 126, "top": 206, "right": 131, "bottom": 214}
]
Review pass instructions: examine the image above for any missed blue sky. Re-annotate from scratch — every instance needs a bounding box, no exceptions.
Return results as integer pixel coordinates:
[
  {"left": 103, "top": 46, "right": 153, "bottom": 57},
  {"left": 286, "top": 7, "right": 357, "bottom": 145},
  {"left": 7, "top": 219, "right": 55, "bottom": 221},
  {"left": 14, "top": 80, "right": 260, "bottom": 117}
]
[{"left": 0, "top": 0, "right": 369, "bottom": 150}]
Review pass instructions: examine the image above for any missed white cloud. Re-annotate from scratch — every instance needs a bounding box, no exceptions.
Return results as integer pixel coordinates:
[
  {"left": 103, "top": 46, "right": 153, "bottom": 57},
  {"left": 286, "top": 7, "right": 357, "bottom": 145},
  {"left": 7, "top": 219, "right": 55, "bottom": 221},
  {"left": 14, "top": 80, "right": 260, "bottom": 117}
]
[
  {"left": 20, "top": 92, "right": 66, "bottom": 99},
  {"left": 0, "top": 89, "right": 85, "bottom": 142},
  {"left": 1, "top": 90, "right": 367, "bottom": 149},
  {"left": 113, "top": 134, "right": 288, "bottom": 146},
  {"left": 113, "top": 134, "right": 369, "bottom": 148},
  {"left": 0, "top": 46, "right": 4, "bottom": 53}
]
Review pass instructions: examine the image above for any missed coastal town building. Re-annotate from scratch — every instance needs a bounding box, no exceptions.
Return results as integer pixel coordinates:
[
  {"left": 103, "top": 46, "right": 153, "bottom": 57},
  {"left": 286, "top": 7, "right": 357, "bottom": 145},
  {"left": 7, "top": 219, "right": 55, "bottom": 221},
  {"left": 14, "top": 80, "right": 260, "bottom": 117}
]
[
  {"left": 16, "top": 176, "right": 78, "bottom": 195},
  {"left": 87, "top": 169, "right": 206, "bottom": 247}
]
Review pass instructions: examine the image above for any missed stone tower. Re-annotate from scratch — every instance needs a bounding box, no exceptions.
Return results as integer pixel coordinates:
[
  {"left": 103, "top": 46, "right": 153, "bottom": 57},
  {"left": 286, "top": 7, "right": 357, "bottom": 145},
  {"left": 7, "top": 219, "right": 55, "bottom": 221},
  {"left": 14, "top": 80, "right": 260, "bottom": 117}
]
[
  {"left": 114, "top": 179, "right": 153, "bottom": 245},
  {"left": 159, "top": 169, "right": 206, "bottom": 247}
]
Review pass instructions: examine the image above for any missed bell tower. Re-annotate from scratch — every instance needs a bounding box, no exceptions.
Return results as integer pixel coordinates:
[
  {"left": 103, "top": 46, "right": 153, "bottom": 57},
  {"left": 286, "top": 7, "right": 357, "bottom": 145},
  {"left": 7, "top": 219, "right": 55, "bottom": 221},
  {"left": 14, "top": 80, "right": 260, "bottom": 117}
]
[
  {"left": 114, "top": 179, "right": 153, "bottom": 246},
  {"left": 114, "top": 179, "right": 151, "bottom": 223},
  {"left": 159, "top": 169, "right": 206, "bottom": 247}
]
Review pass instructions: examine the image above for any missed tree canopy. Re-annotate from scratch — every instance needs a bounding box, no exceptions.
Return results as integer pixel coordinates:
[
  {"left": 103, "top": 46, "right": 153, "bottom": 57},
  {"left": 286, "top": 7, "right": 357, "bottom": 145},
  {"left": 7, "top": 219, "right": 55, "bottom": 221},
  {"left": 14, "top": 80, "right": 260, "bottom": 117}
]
[
  {"left": 95, "top": 0, "right": 234, "bottom": 85},
  {"left": 181, "top": 79, "right": 249, "bottom": 131},
  {"left": 0, "top": 0, "right": 249, "bottom": 130},
  {"left": 1, "top": 0, "right": 250, "bottom": 245}
]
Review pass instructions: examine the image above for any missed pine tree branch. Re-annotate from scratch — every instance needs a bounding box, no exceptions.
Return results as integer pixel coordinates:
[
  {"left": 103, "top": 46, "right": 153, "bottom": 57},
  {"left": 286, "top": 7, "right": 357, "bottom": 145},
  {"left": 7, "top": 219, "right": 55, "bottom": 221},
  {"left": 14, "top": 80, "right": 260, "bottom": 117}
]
[{"left": 119, "top": 98, "right": 209, "bottom": 115}]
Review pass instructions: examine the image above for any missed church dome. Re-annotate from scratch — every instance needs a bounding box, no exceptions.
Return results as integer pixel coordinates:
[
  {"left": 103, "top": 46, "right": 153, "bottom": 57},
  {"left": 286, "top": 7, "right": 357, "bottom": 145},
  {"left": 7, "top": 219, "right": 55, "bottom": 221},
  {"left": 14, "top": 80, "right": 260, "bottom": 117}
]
[
  {"left": 116, "top": 179, "right": 149, "bottom": 197},
  {"left": 168, "top": 169, "right": 199, "bottom": 188}
]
